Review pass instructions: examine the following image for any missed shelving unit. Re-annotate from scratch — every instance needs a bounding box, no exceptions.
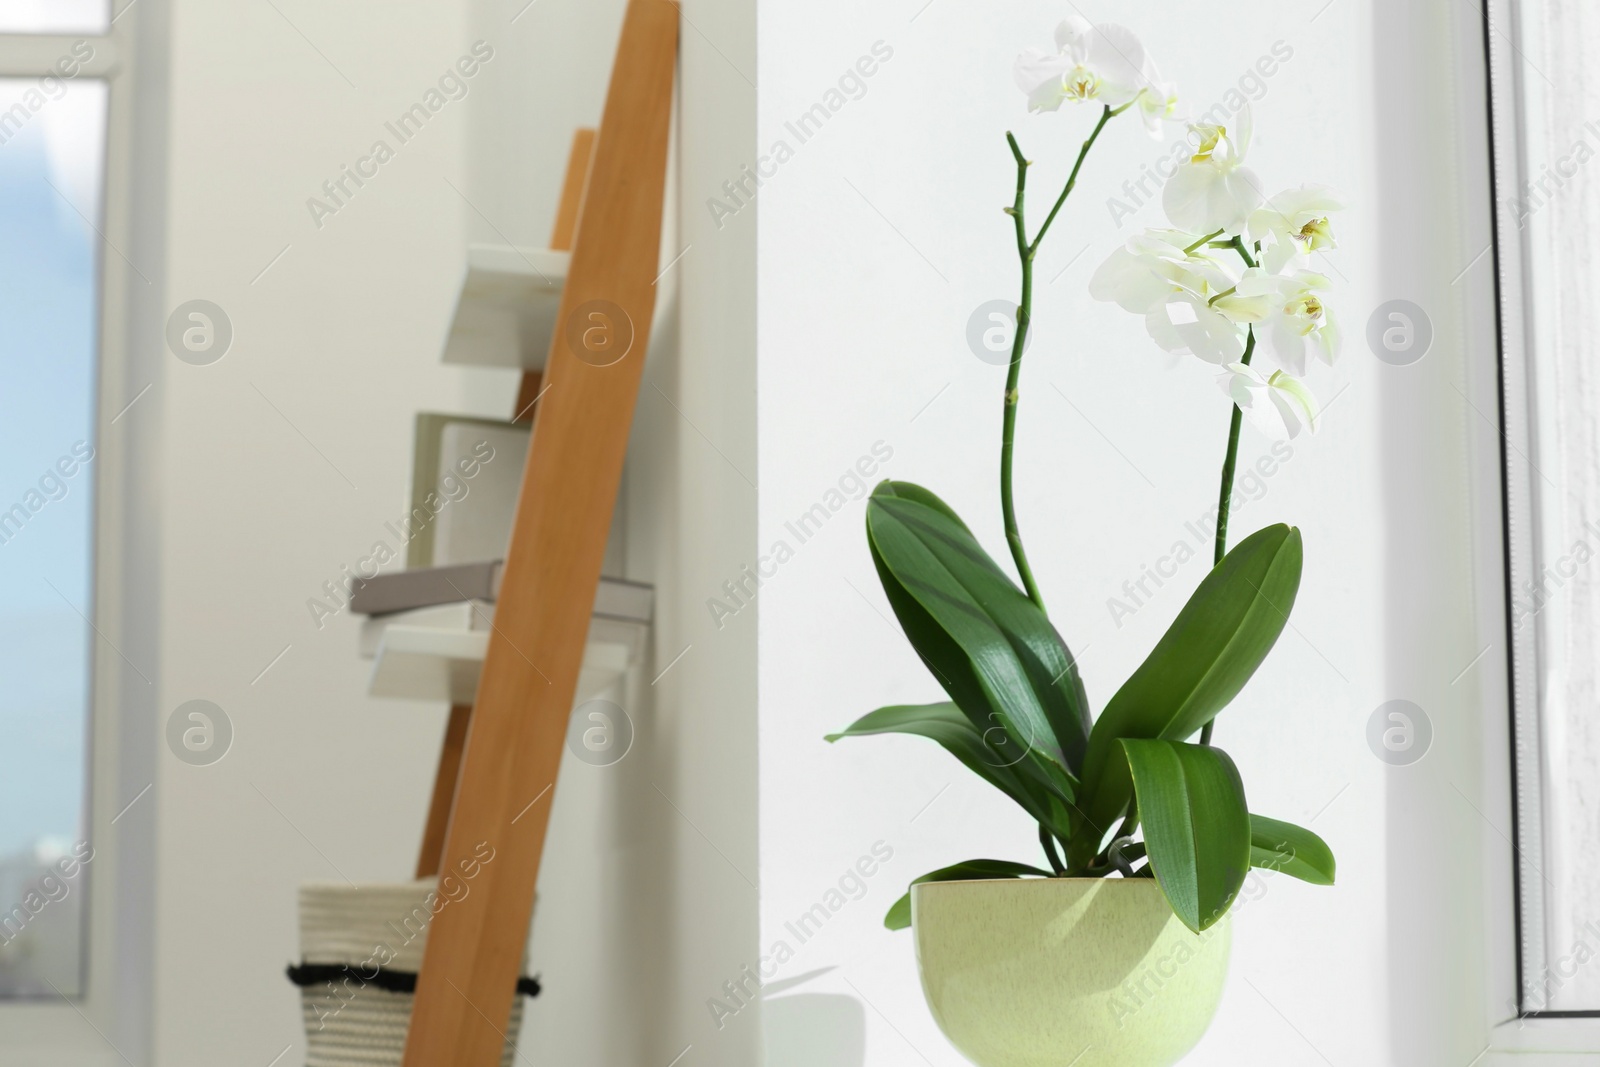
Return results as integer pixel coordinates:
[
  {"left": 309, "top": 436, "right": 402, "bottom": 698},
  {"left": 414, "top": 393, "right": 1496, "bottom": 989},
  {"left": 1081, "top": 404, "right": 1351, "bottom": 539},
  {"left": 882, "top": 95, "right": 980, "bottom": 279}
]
[
  {"left": 361, "top": 599, "right": 650, "bottom": 706},
  {"left": 382, "top": 4, "right": 680, "bottom": 1065},
  {"left": 307, "top": 3, "right": 675, "bottom": 1059},
  {"left": 440, "top": 245, "right": 570, "bottom": 371}
]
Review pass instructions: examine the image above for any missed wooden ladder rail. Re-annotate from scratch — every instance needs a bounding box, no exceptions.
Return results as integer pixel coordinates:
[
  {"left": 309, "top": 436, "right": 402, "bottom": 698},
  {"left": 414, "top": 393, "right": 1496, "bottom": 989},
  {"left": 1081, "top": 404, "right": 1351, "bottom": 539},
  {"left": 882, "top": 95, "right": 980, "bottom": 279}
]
[
  {"left": 414, "top": 126, "right": 596, "bottom": 882},
  {"left": 401, "top": 2, "right": 678, "bottom": 1063}
]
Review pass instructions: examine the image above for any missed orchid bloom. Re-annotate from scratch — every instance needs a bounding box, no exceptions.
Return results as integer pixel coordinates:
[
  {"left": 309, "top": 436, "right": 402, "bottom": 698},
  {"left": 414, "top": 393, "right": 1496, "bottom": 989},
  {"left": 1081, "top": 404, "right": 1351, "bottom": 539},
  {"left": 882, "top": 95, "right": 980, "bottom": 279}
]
[
  {"left": 1236, "top": 269, "right": 1340, "bottom": 376},
  {"left": 1014, "top": 17, "right": 1163, "bottom": 117},
  {"left": 1218, "top": 363, "right": 1320, "bottom": 439},
  {"left": 1089, "top": 230, "right": 1196, "bottom": 312},
  {"left": 1248, "top": 185, "right": 1345, "bottom": 273},
  {"left": 1135, "top": 76, "right": 1180, "bottom": 136},
  {"left": 1163, "top": 107, "right": 1264, "bottom": 234},
  {"left": 1090, "top": 231, "right": 1266, "bottom": 364}
]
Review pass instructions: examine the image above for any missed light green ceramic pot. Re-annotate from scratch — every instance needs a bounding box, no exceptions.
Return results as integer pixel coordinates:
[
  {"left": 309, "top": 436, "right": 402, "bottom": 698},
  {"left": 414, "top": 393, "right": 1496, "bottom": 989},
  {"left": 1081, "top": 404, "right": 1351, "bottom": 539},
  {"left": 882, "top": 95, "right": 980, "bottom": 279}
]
[{"left": 912, "top": 878, "right": 1229, "bottom": 1067}]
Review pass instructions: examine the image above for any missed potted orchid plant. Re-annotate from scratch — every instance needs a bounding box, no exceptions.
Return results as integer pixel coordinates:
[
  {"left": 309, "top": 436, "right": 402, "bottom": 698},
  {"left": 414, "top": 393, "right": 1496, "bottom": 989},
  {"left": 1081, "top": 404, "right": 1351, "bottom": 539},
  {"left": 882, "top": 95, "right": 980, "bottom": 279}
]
[{"left": 827, "top": 18, "right": 1340, "bottom": 1067}]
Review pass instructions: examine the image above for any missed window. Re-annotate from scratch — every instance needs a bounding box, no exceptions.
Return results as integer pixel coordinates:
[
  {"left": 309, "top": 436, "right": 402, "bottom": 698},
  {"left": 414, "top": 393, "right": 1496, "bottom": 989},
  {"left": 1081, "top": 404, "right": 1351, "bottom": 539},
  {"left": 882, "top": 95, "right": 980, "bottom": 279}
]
[
  {"left": 0, "top": 2, "right": 107, "bottom": 37},
  {"left": 1491, "top": 0, "right": 1600, "bottom": 1019},
  {"left": 0, "top": 11, "right": 131, "bottom": 1035},
  {"left": 0, "top": 74, "right": 106, "bottom": 999}
]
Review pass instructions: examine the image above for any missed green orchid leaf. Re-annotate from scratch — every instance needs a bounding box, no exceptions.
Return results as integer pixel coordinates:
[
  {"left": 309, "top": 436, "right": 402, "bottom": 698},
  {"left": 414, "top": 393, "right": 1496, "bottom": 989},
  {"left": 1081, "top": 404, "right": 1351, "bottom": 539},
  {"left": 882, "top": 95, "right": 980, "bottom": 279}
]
[
  {"left": 867, "top": 480, "right": 1092, "bottom": 778},
  {"left": 1249, "top": 814, "right": 1335, "bottom": 886},
  {"left": 1073, "top": 524, "right": 1302, "bottom": 862},
  {"left": 827, "top": 702, "right": 1077, "bottom": 839},
  {"left": 867, "top": 520, "right": 1020, "bottom": 761},
  {"left": 883, "top": 858, "right": 1052, "bottom": 931},
  {"left": 865, "top": 536, "right": 1079, "bottom": 822},
  {"left": 874, "top": 479, "right": 972, "bottom": 528},
  {"left": 1121, "top": 739, "right": 1251, "bottom": 933}
]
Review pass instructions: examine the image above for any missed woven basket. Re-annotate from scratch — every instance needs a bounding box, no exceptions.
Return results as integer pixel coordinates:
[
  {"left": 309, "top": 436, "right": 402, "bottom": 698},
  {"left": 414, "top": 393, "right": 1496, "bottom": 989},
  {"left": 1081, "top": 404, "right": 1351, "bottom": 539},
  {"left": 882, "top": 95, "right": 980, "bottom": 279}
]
[{"left": 294, "top": 880, "right": 528, "bottom": 1067}]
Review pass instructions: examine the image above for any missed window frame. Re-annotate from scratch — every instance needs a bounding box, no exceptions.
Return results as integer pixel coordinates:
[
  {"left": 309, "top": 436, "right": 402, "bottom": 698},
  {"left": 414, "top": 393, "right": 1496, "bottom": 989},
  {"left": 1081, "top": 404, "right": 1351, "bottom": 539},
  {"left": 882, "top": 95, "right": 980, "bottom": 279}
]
[
  {"left": 0, "top": 5, "right": 162, "bottom": 1063},
  {"left": 1485, "top": 0, "right": 1600, "bottom": 1053}
]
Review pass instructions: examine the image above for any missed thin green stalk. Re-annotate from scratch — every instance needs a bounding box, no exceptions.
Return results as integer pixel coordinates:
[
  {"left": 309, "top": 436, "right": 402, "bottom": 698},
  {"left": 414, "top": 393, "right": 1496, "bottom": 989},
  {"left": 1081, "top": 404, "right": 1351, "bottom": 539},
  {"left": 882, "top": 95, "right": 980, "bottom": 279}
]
[
  {"left": 1199, "top": 235, "right": 1265, "bottom": 748},
  {"left": 1029, "top": 105, "right": 1116, "bottom": 255},
  {"left": 1039, "top": 824, "right": 1067, "bottom": 875},
  {"left": 1228, "top": 234, "right": 1258, "bottom": 269},
  {"left": 1211, "top": 325, "right": 1256, "bottom": 566},
  {"left": 1000, "top": 110, "right": 1122, "bottom": 611},
  {"left": 1001, "top": 132, "right": 1046, "bottom": 609},
  {"left": 1184, "top": 228, "right": 1224, "bottom": 254},
  {"left": 1199, "top": 325, "right": 1256, "bottom": 748}
]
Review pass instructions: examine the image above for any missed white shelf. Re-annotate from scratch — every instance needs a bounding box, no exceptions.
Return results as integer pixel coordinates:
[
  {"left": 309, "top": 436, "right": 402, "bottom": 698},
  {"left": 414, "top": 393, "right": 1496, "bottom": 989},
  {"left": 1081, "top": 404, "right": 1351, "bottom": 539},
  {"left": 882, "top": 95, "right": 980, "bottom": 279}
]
[
  {"left": 363, "top": 600, "right": 645, "bottom": 707},
  {"left": 441, "top": 244, "right": 570, "bottom": 371}
]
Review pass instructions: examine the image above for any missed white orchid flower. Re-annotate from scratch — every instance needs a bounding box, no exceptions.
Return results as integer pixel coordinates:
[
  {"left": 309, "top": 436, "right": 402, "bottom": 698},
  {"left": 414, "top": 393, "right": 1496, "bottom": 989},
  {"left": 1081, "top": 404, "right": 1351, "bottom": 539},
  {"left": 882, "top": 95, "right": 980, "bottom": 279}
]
[
  {"left": 1236, "top": 269, "right": 1340, "bottom": 376},
  {"left": 1136, "top": 75, "right": 1180, "bottom": 136},
  {"left": 1162, "top": 106, "right": 1264, "bottom": 234},
  {"left": 1089, "top": 230, "right": 1195, "bottom": 312},
  {"left": 1218, "top": 363, "right": 1320, "bottom": 439},
  {"left": 1014, "top": 17, "right": 1160, "bottom": 113},
  {"left": 1091, "top": 231, "right": 1267, "bottom": 363},
  {"left": 1247, "top": 185, "right": 1345, "bottom": 273},
  {"left": 1147, "top": 294, "right": 1254, "bottom": 365}
]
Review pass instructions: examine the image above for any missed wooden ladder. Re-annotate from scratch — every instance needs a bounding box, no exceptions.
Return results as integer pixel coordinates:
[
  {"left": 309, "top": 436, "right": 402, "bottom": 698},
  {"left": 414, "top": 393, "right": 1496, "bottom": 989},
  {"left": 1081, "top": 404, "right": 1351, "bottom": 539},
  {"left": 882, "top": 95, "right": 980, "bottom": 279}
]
[
  {"left": 412, "top": 125, "right": 597, "bottom": 886},
  {"left": 401, "top": 2, "right": 678, "bottom": 1063}
]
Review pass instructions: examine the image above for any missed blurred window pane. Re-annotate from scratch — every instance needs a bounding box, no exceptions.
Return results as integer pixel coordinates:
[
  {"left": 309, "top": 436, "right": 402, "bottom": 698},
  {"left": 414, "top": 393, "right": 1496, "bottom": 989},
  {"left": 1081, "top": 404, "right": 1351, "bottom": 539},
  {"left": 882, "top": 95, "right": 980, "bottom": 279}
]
[
  {"left": 0, "top": 0, "right": 109, "bottom": 35},
  {"left": 0, "top": 76, "right": 105, "bottom": 999}
]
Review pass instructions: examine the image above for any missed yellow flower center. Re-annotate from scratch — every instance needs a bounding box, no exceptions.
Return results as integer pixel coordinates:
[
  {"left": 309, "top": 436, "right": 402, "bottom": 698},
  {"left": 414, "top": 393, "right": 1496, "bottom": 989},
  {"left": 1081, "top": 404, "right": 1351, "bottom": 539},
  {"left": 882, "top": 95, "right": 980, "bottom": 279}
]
[
  {"left": 1287, "top": 294, "right": 1325, "bottom": 332},
  {"left": 1190, "top": 124, "right": 1226, "bottom": 164},
  {"left": 1294, "top": 217, "right": 1334, "bottom": 251},
  {"left": 1062, "top": 66, "right": 1100, "bottom": 101}
]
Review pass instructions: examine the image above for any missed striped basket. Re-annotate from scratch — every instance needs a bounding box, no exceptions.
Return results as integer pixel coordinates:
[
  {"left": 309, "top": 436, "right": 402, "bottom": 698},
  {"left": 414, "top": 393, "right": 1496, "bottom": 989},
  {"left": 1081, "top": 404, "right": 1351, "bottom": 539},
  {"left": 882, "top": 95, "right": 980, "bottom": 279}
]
[{"left": 292, "top": 881, "right": 532, "bottom": 1067}]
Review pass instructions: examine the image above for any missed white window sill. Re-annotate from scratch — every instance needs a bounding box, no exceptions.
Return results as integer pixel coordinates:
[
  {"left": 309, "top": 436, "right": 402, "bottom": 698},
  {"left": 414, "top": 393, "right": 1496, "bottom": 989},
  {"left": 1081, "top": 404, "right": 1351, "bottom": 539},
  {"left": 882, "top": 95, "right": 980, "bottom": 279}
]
[{"left": 1491, "top": 1015, "right": 1600, "bottom": 1061}]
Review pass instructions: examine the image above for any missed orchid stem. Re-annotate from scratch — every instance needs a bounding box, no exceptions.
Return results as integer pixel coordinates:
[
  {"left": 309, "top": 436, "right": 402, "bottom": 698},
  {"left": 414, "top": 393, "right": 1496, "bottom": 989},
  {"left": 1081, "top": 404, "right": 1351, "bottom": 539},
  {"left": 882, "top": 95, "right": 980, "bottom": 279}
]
[
  {"left": 1212, "top": 328, "right": 1256, "bottom": 567},
  {"left": 1200, "top": 322, "right": 1256, "bottom": 747},
  {"left": 1185, "top": 228, "right": 1224, "bottom": 254},
  {"left": 1002, "top": 131, "right": 1046, "bottom": 610},
  {"left": 1001, "top": 109, "right": 1121, "bottom": 611},
  {"left": 1040, "top": 824, "right": 1067, "bottom": 875},
  {"left": 1030, "top": 105, "right": 1114, "bottom": 255},
  {"left": 1228, "top": 234, "right": 1258, "bottom": 269}
]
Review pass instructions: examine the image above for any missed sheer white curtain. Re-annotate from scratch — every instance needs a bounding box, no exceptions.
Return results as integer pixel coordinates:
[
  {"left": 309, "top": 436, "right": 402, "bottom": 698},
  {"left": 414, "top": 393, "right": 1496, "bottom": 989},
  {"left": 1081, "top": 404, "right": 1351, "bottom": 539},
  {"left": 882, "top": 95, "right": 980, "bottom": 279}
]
[{"left": 1494, "top": 0, "right": 1600, "bottom": 1016}]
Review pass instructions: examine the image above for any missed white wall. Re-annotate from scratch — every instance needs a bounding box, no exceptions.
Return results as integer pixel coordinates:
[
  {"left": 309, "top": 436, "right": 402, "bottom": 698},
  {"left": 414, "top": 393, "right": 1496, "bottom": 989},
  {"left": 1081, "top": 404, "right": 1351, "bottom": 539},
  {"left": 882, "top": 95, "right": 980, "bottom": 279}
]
[
  {"left": 119, "top": 0, "right": 1514, "bottom": 1062},
  {"left": 156, "top": 0, "right": 474, "bottom": 1059},
  {"left": 755, "top": 1, "right": 1506, "bottom": 1065},
  {"left": 625, "top": 0, "right": 762, "bottom": 1061},
  {"left": 149, "top": 1, "right": 758, "bottom": 1065}
]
